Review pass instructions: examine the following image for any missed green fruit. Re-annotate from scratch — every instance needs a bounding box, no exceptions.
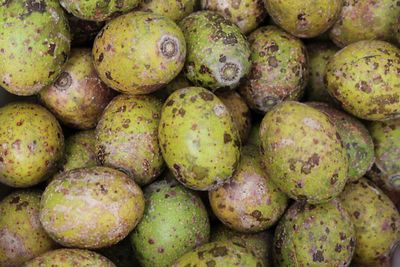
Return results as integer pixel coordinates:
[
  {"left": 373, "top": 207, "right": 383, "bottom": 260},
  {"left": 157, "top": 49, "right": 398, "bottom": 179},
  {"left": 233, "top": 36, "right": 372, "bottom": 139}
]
[
  {"left": 239, "top": 26, "right": 308, "bottom": 113},
  {"left": 329, "top": 0, "right": 400, "bottom": 47},
  {"left": 264, "top": 0, "right": 342, "bottom": 38},
  {"left": 159, "top": 87, "right": 241, "bottom": 191},
  {"left": 62, "top": 130, "right": 97, "bottom": 172},
  {"left": 180, "top": 11, "right": 251, "bottom": 91},
  {"left": 60, "top": 0, "right": 139, "bottom": 21},
  {"left": 339, "top": 178, "right": 400, "bottom": 265},
  {"left": 98, "top": 238, "right": 140, "bottom": 267},
  {"left": 96, "top": 94, "right": 164, "bottom": 186},
  {"left": 325, "top": 40, "right": 400, "bottom": 121},
  {"left": 260, "top": 101, "right": 348, "bottom": 203},
  {"left": 0, "top": 0, "right": 71, "bottom": 96},
  {"left": 274, "top": 200, "right": 356, "bottom": 267},
  {"left": 172, "top": 241, "right": 264, "bottom": 267},
  {"left": 93, "top": 12, "right": 186, "bottom": 94},
  {"left": 130, "top": 179, "right": 210, "bottom": 267},
  {"left": 24, "top": 249, "right": 115, "bottom": 267},
  {"left": 67, "top": 14, "right": 104, "bottom": 46},
  {"left": 0, "top": 103, "right": 64, "bottom": 188},
  {"left": 309, "top": 102, "right": 375, "bottom": 182},
  {"left": 0, "top": 191, "right": 57, "bottom": 267},
  {"left": 39, "top": 167, "right": 145, "bottom": 249},
  {"left": 138, "top": 0, "right": 196, "bottom": 22},
  {"left": 209, "top": 145, "right": 288, "bottom": 232},
  {"left": 40, "top": 49, "right": 115, "bottom": 130},
  {"left": 200, "top": 0, "right": 267, "bottom": 34}
]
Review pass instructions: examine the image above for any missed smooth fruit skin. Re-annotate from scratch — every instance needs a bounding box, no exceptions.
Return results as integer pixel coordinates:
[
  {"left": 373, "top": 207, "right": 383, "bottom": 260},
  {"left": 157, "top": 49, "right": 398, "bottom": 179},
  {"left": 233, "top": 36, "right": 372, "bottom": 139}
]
[
  {"left": 39, "top": 167, "right": 145, "bottom": 249},
  {"left": 273, "top": 200, "right": 356, "bottom": 267},
  {"left": 138, "top": 0, "right": 196, "bottom": 22},
  {"left": 0, "top": 191, "right": 57, "bottom": 267},
  {"left": 130, "top": 179, "right": 210, "bottom": 267},
  {"left": 0, "top": 0, "right": 71, "bottom": 96},
  {"left": 260, "top": 101, "right": 348, "bottom": 204},
  {"left": 159, "top": 87, "right": 241, "bottom": 191},
  {"left": 62, "top": 130, "right": 97, "bottom": 172},
  {"left": 0, "top": 103, "right": 64, "bottom": 188},
  {"left": 325, "top": 40, "right": 400, "bottom": 121},
  {"left": 339, "top": 178, "right": 400, "bottom": 266},
  {"left": 93, "top": 12, "right": 186, "bottom": 95}
]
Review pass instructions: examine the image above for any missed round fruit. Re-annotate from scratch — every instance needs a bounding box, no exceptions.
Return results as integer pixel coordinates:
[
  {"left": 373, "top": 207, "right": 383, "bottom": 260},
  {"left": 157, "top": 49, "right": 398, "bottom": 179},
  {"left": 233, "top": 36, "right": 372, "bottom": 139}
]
[
  {"left": 138, "top": 0, "right": 196, "bottom": 22},
  {"left": 67, "top": 14, "right": 104, "bottom": 46},
  {"left": 62, "top": 130, "right": 97, "bottom": 172},
  {"left": 93, "top": 12, "right": 186, "bottom": 95},
  {"left": 0, "top": 103, "right": 64, "bottom": 188},
  {"left": 39, "top": 167, "right": 145, "bottom": 249},
  {"left": 159, "top": 87, "right": 241, "bottom": 191}
]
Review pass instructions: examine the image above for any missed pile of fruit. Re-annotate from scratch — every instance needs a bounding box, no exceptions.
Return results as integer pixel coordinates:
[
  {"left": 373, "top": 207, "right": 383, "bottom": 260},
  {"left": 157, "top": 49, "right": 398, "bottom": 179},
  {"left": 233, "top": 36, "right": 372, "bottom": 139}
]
[{"left": 0, "top": 0, "right": 399, "bottom": 266}]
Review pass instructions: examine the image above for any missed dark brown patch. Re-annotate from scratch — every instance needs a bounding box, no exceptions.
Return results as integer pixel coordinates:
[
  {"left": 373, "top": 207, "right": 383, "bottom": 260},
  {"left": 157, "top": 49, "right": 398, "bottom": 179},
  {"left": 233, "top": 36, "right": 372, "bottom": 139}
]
[
  {"left": 105, "top": 71, "right": 113, "bottom": 81},
  {"left": 357, "top": 81, "right": 372, "bottom": 93},
  {"left": 54, "top": 72, "right": 72, "bottom": 91},
  {"left": 353, "top": 211, "right": 360, "bottom": 219},
  {"left": 47, "top": 43, "right": 56, "bottom": 56},
  {"left": 98, "top": 53, "right": 104, "bottom": 63},
  {"left": 26, "top": 0, "right": 46, "bottom": 13},
  {"left": 10, "top": 196, "right": 20, "bottom": 204},
  {"left": 268, "top": 56, "right": 278, "bottom": 68},
  {"left": 148, "top": 238, "right": 154, "bottom": 244},
  {"left": 313, "top": 250, "right": 324, "bottom": 262},
  {"left": 210, "top": 246, "right": 228, "bottom": 257},
  {"left": 206, "top": 260, "right": 216, "bottom": 267},
  {"left": 335, "top": 244, "right": 342, "bottom": 252},
  {"left": 199, "top": 92, "right": 214, "bottom": 101},
  {"left": 251, "top": 210, "right": 262, "bottom": 219},
  {"left": 224, "top": 133, "right": 232, "bottom": 144}
]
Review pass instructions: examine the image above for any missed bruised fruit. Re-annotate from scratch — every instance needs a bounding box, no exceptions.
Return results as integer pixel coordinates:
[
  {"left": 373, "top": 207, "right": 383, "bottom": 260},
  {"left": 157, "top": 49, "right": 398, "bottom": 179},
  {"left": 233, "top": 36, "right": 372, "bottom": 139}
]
[
  {"left": 239, "top": 26, "right": 308, "bottom": 113},
  {"left": 159, "top": 87, "right": 241, "bottom": 191},
  {"left": 0, "top": 0, "right": 71, "bottom": 96},
  {"left": 62, "top": 130, "right": 97, "bottom": 172},
  {"left": 130, "top": 179, "right": 210, "bottom": 267},
  {"left": 325, "top": 40, "right": 400, "bottom": 121},
  {"left": 138, "top": 0, "right": 196, "bottom": 22},
  {"left": 99, "top": 238, "right": 140, "bottom": 267},
  {"left": 0, "top": 103, "right": 64, "bottom": 188},
  {"left": 0, "top": 191, "right": 57, "bottom": 267},
  {"left": 180, "top": 11, "right": 251, "bottom": 91},
  {"left": 260, "top": 101, "right": 348, "bottom": 203},
  {"left": 40, "top": 49, "right": 115, "bottom": 130},
  {"left": 93, "top": 12, "right": 186, "bottom": 95},
  {"left": 273, "top": 200, "right": 356, "bottom": 267},
  {"left": 39, "top": 167, "right": 145, "bottom": 249},
  {"left": 67, "top": 14, "right": 104, "bottom": 46},
  {"left": 339, "top": 178, "right": 400, "bottom": 266},
  {"left": 96, "top": 94, "right": 164, "bottom": 186},
  {"left": 209, "top": 145, "right": 288, "bottom": 233}
]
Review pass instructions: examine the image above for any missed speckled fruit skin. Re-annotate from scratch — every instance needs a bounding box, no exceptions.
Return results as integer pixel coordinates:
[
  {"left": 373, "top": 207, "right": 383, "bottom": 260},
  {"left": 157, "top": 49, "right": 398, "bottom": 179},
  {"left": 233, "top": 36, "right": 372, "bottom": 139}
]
[
  {"left": 216, "top": 91, "right": 252, "bottom": 144},
  {"left": 60, "top": 0, "right": 139, "bottom": 21},
  {"left": 274, "top": 200, "right": 356, "bottom": 267},
  {"left": 62, "top": 130, "right": 97, "bottom": 172},
  {"left": 309, "top": 102, "right": 375, "bottom": 182},
  {"left": 98, "top": 237, "right": 140, "bottom": 267},
  {"left": 67, "top": 14, "right": 104, "bottom": 46},
  {"left": 339, "top": 178, "right": 400, "bottom": 266},
  {"left": 93, "top": 12, "right": 186, "bottom": 95},
  {"left": 138, "top": 0, "right": 196, "bottom": 22},
  {"left": 0, "top": 0, "right": 71, "bottom": 96},
  {"left": 209, "top": 145, "right": 288, "bottom": 233},
  {"left": 329, "top": 0, "right": 400, "bottom": 48},
  {"left": 325, "top": 40, "right": 400, "bottom": 121},
  {"left": 172, "top": 241, "right": 264, "bottom": 267},
  {"left": 0, "top": 103, "right": 64, "bottom": 188},
  {"left": 238, "top": 26, "right": 308, "bottom": 114},
  {"left": 24, "top": 249, "right": 115, "bottom": 267},
  {"left": 264, "top": 0, "right": 343, "bottom": 38},
  {"left": 179, "top": 11, "right": 251, "bottom": 91},
  {"left": 159, "top": 87, "right": 241, "bottom": 191},
  {"left": 260, "top": 101, "right": 348, "bottom": 204},
  {"left": 0, "top": 191, "right": 57, "bottom": 267},
  {"left": 39, "top": 167, "right": 145, "bottom": 249},
  {"left": 200, "top": 0, "right": 267, "bottom": 34},
  {"left": 130, "top": 179, "right": 210, "bottom": 267},
  {"left": 40, "top": 49, "right": 115, "bottom": 130},
  {"left": 96, "top": 94, "right": 164, "bottom": 186}
]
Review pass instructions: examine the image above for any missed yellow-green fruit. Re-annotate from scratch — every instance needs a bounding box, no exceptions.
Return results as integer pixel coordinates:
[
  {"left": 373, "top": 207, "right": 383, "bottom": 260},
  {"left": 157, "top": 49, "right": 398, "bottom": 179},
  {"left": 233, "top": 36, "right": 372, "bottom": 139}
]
[
  {"left": 209, "top": 145, "right": 288, "bottom": 232},
  {"left": 339, "top": 178, "right": 400, "bottom": 265},
  {"left": 274, "top": 200, "right": 356, "bottom": 267},
  {"left": 264, "top": 0, "right": 342, "bottom": 38},
  {"left": 200, "top": 0, "right": 267, "bottom": 34},
  {"left": 93, "top": 12, "right": 186, "bottom": 95},
  {"left": 24, "top": 249, "right": 115, "bottom": 267},
  {"left": 39, "top": 167, "right": 145, "bottom": 249},
  {"left": 329, "top": 0, "right": 400, "bottom": 48},
  {"left": 0, "top": 103, "right": 64, "bottom": 188},
  {"left": 138, "top": 0, "right": 196, "bottom": 22},
  {"left": 172, "top": 241, "right": 264, "bottom": 267},
  {"left": 62, "top": 130, "right": 97, "bottom": 172},
  {"left": 325, "top": 40, "right": 400, "bottom": 121},
  {"left": 40, "top": 49, "right": 115, "bottom": 130},
  {"left": 0, "top": 191, "right": 57, "bottom": 267},
  {"left": 159, "top": 87, "right": 241, "bottom": 191},
  {"left": 96, "top": 94, "right": 164, "bottom": 186},
  {"left": 260, "top": 101, "right": 348, "bottom": 203},
  {"left": 0, "top": 0, "right": 71, "bottom": 96}
]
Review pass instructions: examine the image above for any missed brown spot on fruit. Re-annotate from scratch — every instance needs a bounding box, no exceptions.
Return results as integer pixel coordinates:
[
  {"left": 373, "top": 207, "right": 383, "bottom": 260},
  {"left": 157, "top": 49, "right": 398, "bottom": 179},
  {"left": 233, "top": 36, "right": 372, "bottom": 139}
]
[
  {"left": 357, "top": 81, "right": 372, "bottom": 93},
  {"left": 224, "top": 133, "right": 232, "bottom": 144},
  {"left": 220, "top": 62, "right": 239, "bottom": 81},
  {"left": 26, "top": 0, "right": 46, "bottom": 13},
  {"left": 199, "top": 92, "right": 214, "bottom": 101},
  {"left": 313, "top": 250, "right": 324, "bottom": 262},
  {"left": 54, "top": 72, "right": 72, "bottom": 91},
  {"left": 160, "top": 36, "right": 178, "bottom": 58},
  {"left": 210, "top": 246, "right": 228, "bottom": 257}
]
